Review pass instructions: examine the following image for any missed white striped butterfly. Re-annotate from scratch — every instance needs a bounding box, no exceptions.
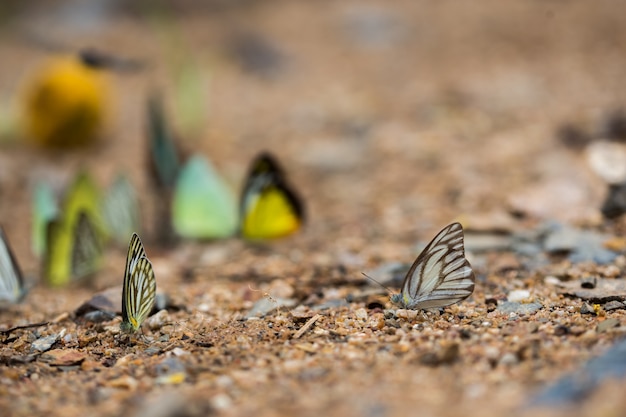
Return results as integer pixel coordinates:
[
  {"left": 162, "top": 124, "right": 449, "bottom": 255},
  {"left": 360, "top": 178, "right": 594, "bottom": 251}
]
[
  {"left": 120, "top": 233, "right": 156, "bottom": 333},
  {"left": 390, "top": 222, "right": 475, "bottom": 310},
  {"left": 0, "top": 227, "right": 26, "bottom": 305}
]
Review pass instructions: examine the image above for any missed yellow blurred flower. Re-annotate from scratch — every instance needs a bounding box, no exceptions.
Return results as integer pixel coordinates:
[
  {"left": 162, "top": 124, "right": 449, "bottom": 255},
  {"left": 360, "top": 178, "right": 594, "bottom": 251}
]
[{"left": 19, "top": 54, "right": 109, "bottom": 149}]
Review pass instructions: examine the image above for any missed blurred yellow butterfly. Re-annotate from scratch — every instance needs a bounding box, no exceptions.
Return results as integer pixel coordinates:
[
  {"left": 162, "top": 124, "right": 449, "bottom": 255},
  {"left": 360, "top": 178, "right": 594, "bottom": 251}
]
[
  {"left": 19, "top": 51, "right": 109, "bottom": 149},
  {"left": 43, "top": 172, "right": 106, "bottom": 286},
  {"left": 240, "top": 152, "right": 304, "bottom": 240}
]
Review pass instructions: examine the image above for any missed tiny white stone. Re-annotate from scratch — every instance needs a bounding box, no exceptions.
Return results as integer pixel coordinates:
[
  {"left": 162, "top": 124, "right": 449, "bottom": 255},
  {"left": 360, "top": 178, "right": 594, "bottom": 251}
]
[
  {"left": 508, "top": 289, "right": 531, "bottom": 303},
  {"left": 544, "top": 276, "right": 561, "bottom": 286},
  {"left": 212, "top": 394, "right": 232, "bottom": 410}
]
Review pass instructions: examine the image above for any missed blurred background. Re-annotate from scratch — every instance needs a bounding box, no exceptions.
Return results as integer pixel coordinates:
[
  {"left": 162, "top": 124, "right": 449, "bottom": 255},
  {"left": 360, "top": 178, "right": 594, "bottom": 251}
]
[{"left": 1, "top": 0, "right": 626, "bottom": 281}]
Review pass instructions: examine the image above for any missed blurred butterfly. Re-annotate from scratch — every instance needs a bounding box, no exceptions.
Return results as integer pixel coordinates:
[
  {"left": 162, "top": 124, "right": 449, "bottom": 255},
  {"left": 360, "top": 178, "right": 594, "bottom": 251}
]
[
  {"left": 45, "top": 211, "right": 104, "bottom": 287},
  {"left": 32, "top": 181, "right": 59, "bottom": 257},
  {"left": 172, "top": 155, "right": 238, "bottom": 239},
  {"left": 146, "top": 93, "right": 183, "bottom": 245},
  {"left": 0, "top": 227, "right": 26, "bottom": 305},
  {"left": 103, "top": 174, "right": 141, "bottom": 246},
  {"left": 147, "top": 93, "right": 182, "bottom": 190},
  {"left": 19, "top": 52, "right": 109, "bottom": 149},
  {"left": 240, "top": 152, "right": 304, "bottom": 239},
  {"left": 390, "top": 222, "right": 475, "bottom": 310},
  {"left": 43, "top": 172, "right": 106, "bottom": 286},
  {"left": 120, "top": 233, "right": 156, "bottom": 333}
]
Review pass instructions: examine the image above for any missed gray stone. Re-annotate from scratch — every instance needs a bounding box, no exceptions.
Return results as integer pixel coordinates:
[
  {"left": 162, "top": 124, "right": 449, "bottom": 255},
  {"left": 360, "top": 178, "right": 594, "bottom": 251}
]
[{"left": 496, "top": 302, "right": 543, "bottom": 316}]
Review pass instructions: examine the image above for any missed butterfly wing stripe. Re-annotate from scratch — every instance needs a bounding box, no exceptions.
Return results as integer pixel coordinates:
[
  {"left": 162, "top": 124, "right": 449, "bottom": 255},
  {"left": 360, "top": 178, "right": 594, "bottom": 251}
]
[
  {"left": 71, "top": 212, "right": 103, "bottom": 279},
  {"left": 124, "top": 233, "right": 146, "bottom": 282},
  {"left": 127, "top": 256, "right": 156, "bottom": 327},
  {"left": 402, "top": 223, "right": 462, "bottom": 295},
  {"left": 122, "top": 233, "right": 146, "bottom": 323}
]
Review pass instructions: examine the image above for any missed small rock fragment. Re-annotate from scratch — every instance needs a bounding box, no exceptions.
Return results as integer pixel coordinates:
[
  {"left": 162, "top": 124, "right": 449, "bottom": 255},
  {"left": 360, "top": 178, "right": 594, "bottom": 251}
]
[
  {"left": 580, "top": 303, "right": 596, "bottom": 315},
  {"left": 107, "top": 375, "right": 138, "bottom": 390},
  {"left": 39, "top": 349, "right": 87, "bottom": 366},
  {"left": 508, "top": 290, "right": 531, "bottom": 303},
  {"left": 597, "top": 318, "right": 620, "bottom": 333},
  {"left": 580, "top": 277, "right": 597, "bottom": 289},
  {"left": 603, "top": 300, "right": 626, "bottom": 311},
  {"left": 496, "top": 302, "right": 542, "bottom": 315},
  {"left": 586, "top": 141, "right": 626, "bottom": 184},
  {"left": 75, "top": 288, "right": 119, "bottom": 316},
  {"left": 558, "top": 278, "right": 626, "bottom": 303},
  {"left": 246, "top": 297, "right": 297, "bottom": 318},
  {"left": 31, "top": 334, "right": 60, "bottom": 352}
]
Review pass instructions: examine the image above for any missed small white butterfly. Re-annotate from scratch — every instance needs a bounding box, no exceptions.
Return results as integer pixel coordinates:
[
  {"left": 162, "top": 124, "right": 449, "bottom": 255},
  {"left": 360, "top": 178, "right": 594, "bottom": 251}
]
[{"left": 390, "top": 222, "right": 475, "bottom": 310}]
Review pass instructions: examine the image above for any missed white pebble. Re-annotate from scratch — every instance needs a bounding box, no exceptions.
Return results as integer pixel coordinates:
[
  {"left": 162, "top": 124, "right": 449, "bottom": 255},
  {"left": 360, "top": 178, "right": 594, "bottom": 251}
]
[{"left": 508, "top": 290, "right": 531, "bottom": 302}]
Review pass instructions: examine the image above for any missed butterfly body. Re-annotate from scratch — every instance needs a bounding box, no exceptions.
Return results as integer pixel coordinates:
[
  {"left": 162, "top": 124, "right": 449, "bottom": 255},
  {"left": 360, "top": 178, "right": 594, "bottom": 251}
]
[
  {"left": 240, "top": 153, "right": 304, "bottom": 240},
  {"left": 391, "top": 222, "right": 475, "bottom": 310},
  {"left": 120, "top": 233, "right": 156, "bottom": 333}
]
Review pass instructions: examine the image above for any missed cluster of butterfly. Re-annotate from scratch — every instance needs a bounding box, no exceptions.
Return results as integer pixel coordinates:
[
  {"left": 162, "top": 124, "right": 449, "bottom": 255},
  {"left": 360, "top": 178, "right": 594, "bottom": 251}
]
[
  {"left": 29, "top": 150, "right": 304, "bottom": 290},
  {"left": 1, "top": 219, "right": 475, "bottom": 333}
]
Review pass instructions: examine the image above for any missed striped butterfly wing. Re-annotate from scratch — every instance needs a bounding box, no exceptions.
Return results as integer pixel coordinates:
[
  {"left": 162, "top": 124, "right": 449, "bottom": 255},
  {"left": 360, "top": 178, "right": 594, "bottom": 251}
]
[
  {"left": 392, "top": 222, "right": 475, "bottom": 310},
  {"left": 121, "top": 234, "right": 155, "bottom": 332},
  {"left": 121, "top": 257, "right": 156, "bottom": 332},
  {"left": 0, "top": 227, "right": 25, "bottom": 304},
  {"left": 71, "top": 211, "right": 103, "bottom": 280}
]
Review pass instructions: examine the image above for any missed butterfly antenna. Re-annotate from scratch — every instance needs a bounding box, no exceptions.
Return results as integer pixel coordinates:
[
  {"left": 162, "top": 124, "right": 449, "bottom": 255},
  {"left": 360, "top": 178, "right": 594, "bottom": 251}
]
[{"left": 361, "top": 272, "right": 394, "bottom": 294}]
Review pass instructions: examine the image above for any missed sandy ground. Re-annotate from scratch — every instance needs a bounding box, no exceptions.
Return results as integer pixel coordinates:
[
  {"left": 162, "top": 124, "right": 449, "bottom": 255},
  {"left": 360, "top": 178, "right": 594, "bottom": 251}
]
[{"left": 2, "top": 1, "right": 626, "bottom": 416}]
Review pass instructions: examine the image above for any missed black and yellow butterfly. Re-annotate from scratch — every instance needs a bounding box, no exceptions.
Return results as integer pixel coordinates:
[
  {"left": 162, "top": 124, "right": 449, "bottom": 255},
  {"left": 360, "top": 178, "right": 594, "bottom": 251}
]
[
  {"left": 43, "top": 173, "right": 106, "bottom": 287},
  {"left": 120, "top": 233, "right": 156, "bottom": 333},
  {"left": 390, "top": 222, "right": 475, "bottom": 310},
  {"left": 0, "top": 227, "right": 26, "bottom": 305},
  {"left": 239, "top": 152, "right": 304, "bottom": 240}
]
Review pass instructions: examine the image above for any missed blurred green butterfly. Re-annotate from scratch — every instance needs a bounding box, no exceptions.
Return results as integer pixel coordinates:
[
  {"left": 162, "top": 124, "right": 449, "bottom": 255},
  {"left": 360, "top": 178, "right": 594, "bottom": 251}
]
[
  {"left": 103, "top": 174, "right": 141, "bottom": 246},
  {"left": 43, "top": 172, "right": 106, "bottom": 287},
  {"left": 32, "top": 181, "right": 59, "bottom": 257},
  {"left": 240, "top": 152, "right": 304, "bottom": 240},
  {"left": 172, "top": 155, "right": 238, "bottom": 239},
  {"left": 0, "top": 227, "right": 26, "bottom": 305},
  {"left": 120, "top": 233, "right": 156, "bottom": 333}
]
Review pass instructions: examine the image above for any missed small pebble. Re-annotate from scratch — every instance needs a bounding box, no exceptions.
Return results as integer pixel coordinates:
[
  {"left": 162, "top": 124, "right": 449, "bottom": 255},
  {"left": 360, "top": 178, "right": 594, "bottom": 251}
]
[
  {"left": 603, "top": 300, "right": 626, "bottom": 311},
  {"left": 496, "top": 302, "right": 542, "bottom": 315},
  {"left": 580, "top": 303, "right": 596, "bottom": 315},
  {"left": 597, "top": 318, "right": 620, "bottom": 333},
  {"left": 355, "top": 308, "right": 368, "bottom": 320},
  {"left": 31, "top": 334, "right": 59, "bottom": 352},
  {"left": 499, "top": 352, "right": 519, "bottom": 366},
  {"left": 507, "top": 290, "right": 531, "bottom": 303}
]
